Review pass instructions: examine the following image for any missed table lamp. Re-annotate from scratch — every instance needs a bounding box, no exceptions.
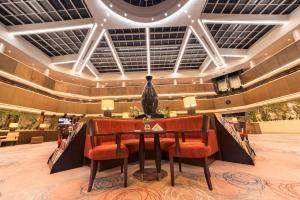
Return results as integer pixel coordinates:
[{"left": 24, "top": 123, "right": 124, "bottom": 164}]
[
  {"left": 39, "top": 123, "right": 47, "bottom": 130},
  {"left": 183, "top": 96, "right": 197, "bottom": 115},
  {"left": 9, "top": 123, "right": 19, "bottom": 131},
  {"left": 102, "top": 99, "right": 114, "bottom": 117}
]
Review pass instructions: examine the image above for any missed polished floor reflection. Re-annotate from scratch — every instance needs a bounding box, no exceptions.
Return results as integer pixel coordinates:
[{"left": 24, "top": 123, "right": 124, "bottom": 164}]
[{"left": 0, "top": 134, "right": 300, "bottom": 200}]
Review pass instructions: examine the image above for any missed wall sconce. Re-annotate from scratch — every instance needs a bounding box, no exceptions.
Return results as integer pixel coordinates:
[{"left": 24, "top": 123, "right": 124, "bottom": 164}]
[
  {"left": 183, "top": 96, "right": 197, "bottom": 115},
  {"left": 101, "top": 99, "right": 114, "bottom": 117}
]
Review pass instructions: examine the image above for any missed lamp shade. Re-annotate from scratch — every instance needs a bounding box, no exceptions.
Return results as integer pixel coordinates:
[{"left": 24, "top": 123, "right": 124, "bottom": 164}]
[
  {"left": 169, "top": 111, "right": 177, "bottom": 117},
  {"left": 122, "top": 112, "right": 129, "bottom": 119},
  {"left": 183, "top": 96, "right": 197, "bottom": 108},
  {"left": 9, "top": 123, "right": 18, "bottom": 128},
  {"left": 39, "top": 123, "right": 47, "bottom": 128},
  {"left": 101, "top": 99, "right": 114, "bottom": 110}
]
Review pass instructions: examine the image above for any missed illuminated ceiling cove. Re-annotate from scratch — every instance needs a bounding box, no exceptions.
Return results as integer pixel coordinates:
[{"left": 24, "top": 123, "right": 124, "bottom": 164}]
[{"left": 0, "top": 0, "right": 299, "bottom": 82}]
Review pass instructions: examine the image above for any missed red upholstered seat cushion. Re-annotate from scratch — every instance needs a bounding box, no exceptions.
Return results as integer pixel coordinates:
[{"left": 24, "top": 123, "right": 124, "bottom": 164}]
[
  {"left": 168, "top": 129, "right": 219, "bottom": 158},
  {"left": 169, "top": 142, "right": 212, "bottom": 158},
  {"left": 121, "top": 139, "right": 139, "bottom": 153},
  {"left": 160, "top": 138, "right": 175, "bottom": 151},
  {"left": 88, "top": 143, "right": 129, "bottom": 160}
]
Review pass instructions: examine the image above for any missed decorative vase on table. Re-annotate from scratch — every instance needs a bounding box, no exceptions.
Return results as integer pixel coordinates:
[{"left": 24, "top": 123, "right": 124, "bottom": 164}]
[{"left": 136, "top": 75, "right": 164, "bottom": 119}]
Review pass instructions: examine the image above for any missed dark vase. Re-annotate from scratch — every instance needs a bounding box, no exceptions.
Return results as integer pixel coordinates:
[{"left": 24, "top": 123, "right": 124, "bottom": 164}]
[{"left": 141, "top": 75, "right": 158, "bottom": 115}]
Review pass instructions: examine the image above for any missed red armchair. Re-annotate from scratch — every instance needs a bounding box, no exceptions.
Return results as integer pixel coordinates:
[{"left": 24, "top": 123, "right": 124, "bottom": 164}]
[
  {"left": 86, "top": 119, "right": 129, "bottom": 192},
  {"left": 168, "top": 115, "right": 219, "bottom": 190}
]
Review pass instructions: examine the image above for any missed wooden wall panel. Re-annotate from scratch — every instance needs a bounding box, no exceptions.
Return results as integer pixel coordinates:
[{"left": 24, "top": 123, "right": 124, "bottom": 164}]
[
  {"left": 14, "top": 63, "right": 33, "bottom": 81},
  {"left": 213, "top": 94, "right": 245, "bottom": 109},
  {"left": 0, "top": 54, "right": 17, "bottom": 74},
  {"left": 241, "top": 40, "right": 300, "bottom": 84}
]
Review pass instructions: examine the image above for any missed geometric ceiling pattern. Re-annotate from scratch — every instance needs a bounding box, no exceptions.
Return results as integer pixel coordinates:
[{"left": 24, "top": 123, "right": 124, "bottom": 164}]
[
  {"left": 207, "top": 24, "right": 275, "bottom": 49},
  {"left": 22, "top": 29, "right": 89, "bottom": 57},
  {"left": 181, "top": 33, "right": 208, "bottom": 69},
  {"left": 0, "top": 0, "right": 91, "bottom": 26},
  {"left": 150, "top": 26, "right": 186, "bottom": 71},
  {"left": 1, "top": 0, "right": 300, "bottom": 77},
  {"left": 90, "top": 26, "right": 208, "bottom": 73},
  {"left": 109, "top": 28, "right": 147, "bottom": 72},
  {"left": 90, "top": 37, "right": 120, "bottom": 73},
  {"left": 123, "top": 0, "right": 166, "bottom": 7},
  {"left": 203, "top": 0, "right": 300, "bottom": 15}
]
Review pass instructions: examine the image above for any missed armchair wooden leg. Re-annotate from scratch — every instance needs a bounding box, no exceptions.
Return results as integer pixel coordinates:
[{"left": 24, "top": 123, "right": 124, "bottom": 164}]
[
  {"left": 88, "top": 160, "right": 98, "bottom": 192},
  {"left": 124, "top": 157, "right": 128, "bottom": 188},
  {"left": 178, "top": 157, "right": 182, "bottom": 172},
  {"left": 203, "top": 158, "right": 213, "bottom": 190},
  {"left": 121, "top": 163, "right": 123, "bottom": 173},
  {"left": 170, "top": 156, "right": 175, "bottom": 186}
]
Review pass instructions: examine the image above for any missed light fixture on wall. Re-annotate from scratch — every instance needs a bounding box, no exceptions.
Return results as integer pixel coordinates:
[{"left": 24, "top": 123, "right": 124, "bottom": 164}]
[
  {"left": 183, "top": 96, "right": 197, "bottom": 115},
  {"left": 101, "top": 99, "right": 114, "bottom": 117}
]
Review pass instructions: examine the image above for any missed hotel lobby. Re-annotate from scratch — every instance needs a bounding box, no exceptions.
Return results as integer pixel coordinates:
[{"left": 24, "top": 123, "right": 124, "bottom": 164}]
[{"left": 1, "top": 0, "right": 300, "bottom": 199}]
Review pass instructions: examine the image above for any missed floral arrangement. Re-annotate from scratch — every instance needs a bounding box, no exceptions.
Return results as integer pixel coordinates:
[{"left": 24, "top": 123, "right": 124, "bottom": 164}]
[
  {"left": 143, "top": 117, "right": 151, "bottom": 125},
  {"left": 129, "top": 106, "right": 140, "bottom": 118}
]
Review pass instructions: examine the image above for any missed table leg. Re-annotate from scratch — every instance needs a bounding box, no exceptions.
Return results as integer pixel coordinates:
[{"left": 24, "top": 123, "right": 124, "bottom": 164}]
[
  {"left": 154, "top": 134, "right": 161, "bottom": 180},
  {"left": 139, "top": 134, "right": 145, "bottom": 180}
]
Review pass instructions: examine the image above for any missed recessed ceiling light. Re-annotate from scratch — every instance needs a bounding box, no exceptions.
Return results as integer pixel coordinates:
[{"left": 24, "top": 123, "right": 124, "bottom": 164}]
[
  {"left": 184, "top": 10, "right": 188, "bottom": 14},
  {"left": 124, "top": 13, "right": 127, "bottom": 17},
  {"left": 191, "top": 19, "right": 194, "bottom": 23},
  {"left": 177, "top": 4, "right": 181, "bottom": 7},
  {"left": 103, "top": 18, "right": 107, "bottom": 22},
  {"left": 164, "top": 13, "right": 168, "bottom": 16},
  {"left": 151, "top": 17, "right": 154, "bottom": 21},
  {"left": 106, "top": 13, "right": 110, "bottom": 17},
  {"left": 101, "top": 23, "right": 104, "bottom": 27},
  {"left": 109, "top": 4, "right": 113, "bottom": 7},
  {"left": 188, "top": 15, "right": 191, "bottom": 18}
]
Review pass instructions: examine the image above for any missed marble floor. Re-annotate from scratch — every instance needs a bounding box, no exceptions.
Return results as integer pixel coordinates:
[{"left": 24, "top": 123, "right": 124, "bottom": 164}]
[{"left": 0, "top": 134, "right": 300, "bottom": 200}]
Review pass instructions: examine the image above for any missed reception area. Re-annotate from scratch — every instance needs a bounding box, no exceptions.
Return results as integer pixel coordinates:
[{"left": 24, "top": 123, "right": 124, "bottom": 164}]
[{"left": 1, "top": 0, "right": 300, "bottom": 199}]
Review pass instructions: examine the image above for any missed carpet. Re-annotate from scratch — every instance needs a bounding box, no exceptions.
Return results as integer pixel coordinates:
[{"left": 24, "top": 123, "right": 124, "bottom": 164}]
[{"left": 0, "top": 134, "right": 300, "bottom": 200}]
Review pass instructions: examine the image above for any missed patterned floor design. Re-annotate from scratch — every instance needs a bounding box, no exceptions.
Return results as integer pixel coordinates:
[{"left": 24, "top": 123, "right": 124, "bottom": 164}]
[{"left": 0, "top": 134, "right": 300, "bottom": 200}]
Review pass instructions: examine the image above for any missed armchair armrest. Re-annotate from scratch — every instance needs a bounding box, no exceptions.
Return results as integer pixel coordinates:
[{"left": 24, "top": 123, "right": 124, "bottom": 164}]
[
  {"left": 174, "top": 132, "right": 181, "bottom": 157},
  {"left": 115, "top": 133, "right": 121, "bottom": 158}
]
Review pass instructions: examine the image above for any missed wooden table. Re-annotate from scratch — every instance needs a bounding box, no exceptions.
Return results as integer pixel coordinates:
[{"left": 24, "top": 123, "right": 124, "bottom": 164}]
[{"left": 94, "top": 129, "right": 203, "bottom": 181}]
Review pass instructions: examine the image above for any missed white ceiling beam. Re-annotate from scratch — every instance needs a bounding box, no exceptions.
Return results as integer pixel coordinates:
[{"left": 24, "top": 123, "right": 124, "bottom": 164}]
[
  {"left": 72, "top": 23, "right": 105, "bottom": 74},
  {"left": 104, "top": 31, "right": 125, "bottom": 75},
  {"left": 8, "top": 18, "right": 94, "bottom": 35},
  {"left": 86, "top": 61, "right": 100, "bottom": 79},
  {"left": 197, "top": 19, "right": 226, "bottom": 66},
  {"left": 200, "top": 57, "right": 211, "bottom": 76},
  {"left": 146, "top": 27, "right": 151, "bottom": 75},
  {"left": 50, "top": 54, "right": 77, "bottom": 65},
  {"left": 0, "top": 22, "right": 51, "bottom": 67},
  {"left": 190, "top": 21, "right": 226, "bottom": 68},
  {"left": 174, "top": 27, "right": 192, "bottom": 73},
  {"left": 219, "top": 48, "right": 248, "bottom": 58},
  {"left": 201, "top": 13, "right": 288, "bottom": 25}
]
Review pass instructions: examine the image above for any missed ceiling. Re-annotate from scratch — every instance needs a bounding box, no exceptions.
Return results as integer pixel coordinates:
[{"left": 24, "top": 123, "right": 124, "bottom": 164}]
[{"left": 0, "top": 0, "right": 300, "bottom": 84}]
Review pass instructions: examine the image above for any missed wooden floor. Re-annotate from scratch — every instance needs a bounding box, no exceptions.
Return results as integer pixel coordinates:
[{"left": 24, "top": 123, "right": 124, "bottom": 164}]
[{"left": 0, "top": 134, "right": 300, "bottom": 200}]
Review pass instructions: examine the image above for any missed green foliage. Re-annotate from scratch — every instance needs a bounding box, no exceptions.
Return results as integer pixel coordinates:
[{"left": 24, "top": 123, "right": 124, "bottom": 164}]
[{"left": 246, "top": 99, "right": 300, "bottom": 122}]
